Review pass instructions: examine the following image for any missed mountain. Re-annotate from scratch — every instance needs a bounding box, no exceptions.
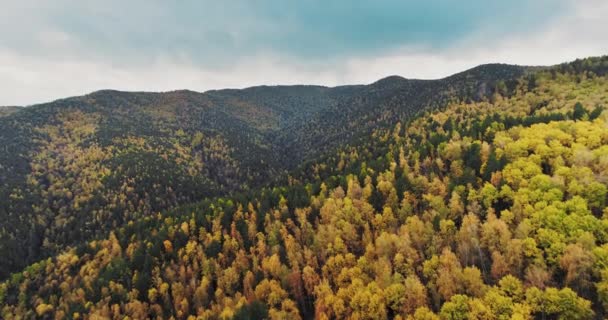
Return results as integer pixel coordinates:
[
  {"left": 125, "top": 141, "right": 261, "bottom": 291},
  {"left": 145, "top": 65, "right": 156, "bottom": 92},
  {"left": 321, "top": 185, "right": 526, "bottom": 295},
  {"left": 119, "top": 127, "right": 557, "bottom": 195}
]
[
  {"left": 0, "top": 63, "right": 528, "bottom": 280},
  {"left": 1, "top": 56, "right": 608, "bottom": 319}
]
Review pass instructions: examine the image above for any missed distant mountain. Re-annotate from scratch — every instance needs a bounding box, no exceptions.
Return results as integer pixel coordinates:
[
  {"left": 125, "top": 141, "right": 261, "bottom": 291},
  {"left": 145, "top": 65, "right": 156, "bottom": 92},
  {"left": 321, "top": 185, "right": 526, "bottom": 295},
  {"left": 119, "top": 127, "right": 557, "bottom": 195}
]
[{"left": 274, "top": 64, "right": 530, "bottom": 166}]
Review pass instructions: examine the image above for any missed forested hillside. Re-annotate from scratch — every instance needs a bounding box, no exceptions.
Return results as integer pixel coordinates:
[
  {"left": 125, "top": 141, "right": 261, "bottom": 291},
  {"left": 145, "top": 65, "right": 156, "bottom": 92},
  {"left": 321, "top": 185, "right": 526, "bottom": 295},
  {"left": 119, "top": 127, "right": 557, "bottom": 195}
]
[
  {"left": 1, "top": 56, "right": 607, "bottom": 319},
  {"left": 0, "top": 107, "right": 21, "bottom": 117},
  {"left": 0, "top": 62, "right": 526, "bottom": 279}
]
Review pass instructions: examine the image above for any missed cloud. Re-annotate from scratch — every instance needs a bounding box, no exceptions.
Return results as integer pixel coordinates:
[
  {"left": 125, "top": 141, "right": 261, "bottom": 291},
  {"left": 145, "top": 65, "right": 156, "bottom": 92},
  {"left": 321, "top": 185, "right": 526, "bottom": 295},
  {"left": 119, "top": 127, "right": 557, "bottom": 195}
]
[
  {"left": 342, "top": 0, "right": 608, "bottom": 82},
  {"left": 0, "top": 0, "right": 605, "bottom": 105},
  {"left": 0, "top": 0, "right": 566, "bottom": 63}
]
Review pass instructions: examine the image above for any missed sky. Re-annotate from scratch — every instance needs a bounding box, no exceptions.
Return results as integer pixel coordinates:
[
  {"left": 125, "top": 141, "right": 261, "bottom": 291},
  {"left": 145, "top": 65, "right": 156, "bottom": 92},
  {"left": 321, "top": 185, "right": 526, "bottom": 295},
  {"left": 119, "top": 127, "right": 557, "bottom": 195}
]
[{"left": 0, "top": 0, "right": 607, "bottom": 106}]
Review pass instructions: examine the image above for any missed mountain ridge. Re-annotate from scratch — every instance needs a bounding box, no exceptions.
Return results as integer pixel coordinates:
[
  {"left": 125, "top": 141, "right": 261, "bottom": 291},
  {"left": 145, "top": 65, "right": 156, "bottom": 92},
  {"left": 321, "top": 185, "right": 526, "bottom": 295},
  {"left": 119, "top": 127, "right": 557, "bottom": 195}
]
[{"left": 7, "top": 62, "right": 533, "bottom": 110}]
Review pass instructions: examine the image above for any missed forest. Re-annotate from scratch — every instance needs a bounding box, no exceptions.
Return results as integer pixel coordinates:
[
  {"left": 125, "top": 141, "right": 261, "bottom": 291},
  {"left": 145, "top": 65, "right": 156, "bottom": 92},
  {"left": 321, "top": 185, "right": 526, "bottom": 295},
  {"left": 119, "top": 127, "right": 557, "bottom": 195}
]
[
  {"left": 0, "top": 56, "right": 608, "bottom": 319},
  {"left": 0, "top": 59, "right": 528, "bottom": 279}
]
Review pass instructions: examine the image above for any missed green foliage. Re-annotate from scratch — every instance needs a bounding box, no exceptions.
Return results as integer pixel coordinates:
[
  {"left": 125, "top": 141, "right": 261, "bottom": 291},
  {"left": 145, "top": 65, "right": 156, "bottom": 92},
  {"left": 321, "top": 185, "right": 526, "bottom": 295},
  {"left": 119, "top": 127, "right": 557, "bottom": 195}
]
[{"left": 233, "top": 300, "right": 269, "bottom": 320}]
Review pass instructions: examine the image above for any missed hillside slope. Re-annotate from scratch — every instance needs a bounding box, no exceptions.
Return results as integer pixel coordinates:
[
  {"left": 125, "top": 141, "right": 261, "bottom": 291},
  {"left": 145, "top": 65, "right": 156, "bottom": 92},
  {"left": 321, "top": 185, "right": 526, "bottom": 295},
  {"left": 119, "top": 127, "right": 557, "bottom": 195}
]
[
  {"left": 1, "top": 56, "right": 608, "bottom": 319},
  {"left": 0, "top": 63, "right": 530, "bottom": 279}
]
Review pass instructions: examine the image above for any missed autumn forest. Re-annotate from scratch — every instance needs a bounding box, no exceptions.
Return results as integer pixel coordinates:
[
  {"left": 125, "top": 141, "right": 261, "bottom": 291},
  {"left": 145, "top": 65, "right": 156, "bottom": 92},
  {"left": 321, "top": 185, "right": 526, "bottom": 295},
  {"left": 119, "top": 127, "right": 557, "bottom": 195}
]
[{"left": 1, "top": 56, "right": 608, "bottom": 319}]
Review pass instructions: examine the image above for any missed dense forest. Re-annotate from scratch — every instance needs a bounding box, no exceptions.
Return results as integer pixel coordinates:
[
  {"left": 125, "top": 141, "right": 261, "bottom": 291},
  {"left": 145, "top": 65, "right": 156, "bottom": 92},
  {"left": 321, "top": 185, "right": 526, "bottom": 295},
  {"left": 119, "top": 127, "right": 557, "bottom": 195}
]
[
  {"left": 1, "top": 56, "right": 608, "bottom": 319},
  {"left": 0, "top": 61, "right": 527, "bottom": 279}
]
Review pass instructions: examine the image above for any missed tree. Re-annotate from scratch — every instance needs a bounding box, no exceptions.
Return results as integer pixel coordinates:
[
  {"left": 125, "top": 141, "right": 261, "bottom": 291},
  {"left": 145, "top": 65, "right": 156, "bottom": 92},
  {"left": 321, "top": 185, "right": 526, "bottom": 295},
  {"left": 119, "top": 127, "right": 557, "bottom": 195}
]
[
  {"left": 531, "top": 287, "right": 594, "bottom": 319},
  {"left": 559, "top": 244, "right": 594, "bottom": 295},
  {"left": 596, "top": 269, "right": 608, "bottom": 313},
  {"left": 255, "top": 279, "right": 289, "bottom": 308},
  {"left": 436, "top": 249, "right": 464, "bottom": 301},
  {"left": 349, "top": 282, "right": 387, "bottom": 320},
  {"left": 403, "top": 275, "right": 429, "bottom": 314},
  {"left": 448, "top": 191, "right": 465, "bottom": 221},
  {"left": 462, "top": 267, "right": 486, "bottom": 297},
  {"left": 573, "top": 102, "right": 586, "bottom": 120},
  {"left": 233, "top": 300, "right": 269, "bottom": 320},
  {"left": 456, "top": 213, "right": 481, "bottom": 267},
  {"left": 385, "top": 275, "right": 428, "bottom": 316},
  {"left": 481, "top": 213, "right": 512, "bottom": 253},
  {"left": 439, "top": 295, "right": 470, "bottom": 320},
  {"left": 409, "top": 307, "right": 439, "bottom": 320}
]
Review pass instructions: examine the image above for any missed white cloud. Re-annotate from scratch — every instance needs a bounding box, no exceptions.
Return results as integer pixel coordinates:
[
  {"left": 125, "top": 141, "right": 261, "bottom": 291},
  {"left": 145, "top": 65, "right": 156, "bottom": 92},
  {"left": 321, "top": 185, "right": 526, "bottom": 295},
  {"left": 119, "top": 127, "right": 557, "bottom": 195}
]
[
  {"left": 0, "top": 0, "right": 606, "bottom": 106},
  {"left": 341, "top": 0, "right": 608, "bottom": 82}
]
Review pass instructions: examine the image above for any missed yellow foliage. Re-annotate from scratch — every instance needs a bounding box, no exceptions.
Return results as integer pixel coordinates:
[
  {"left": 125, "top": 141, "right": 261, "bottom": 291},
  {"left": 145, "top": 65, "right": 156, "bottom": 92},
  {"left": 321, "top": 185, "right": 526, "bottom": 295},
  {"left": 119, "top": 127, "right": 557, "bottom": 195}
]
[{"left": 35, "top": 303, "right": 53, "bottom": 316}]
